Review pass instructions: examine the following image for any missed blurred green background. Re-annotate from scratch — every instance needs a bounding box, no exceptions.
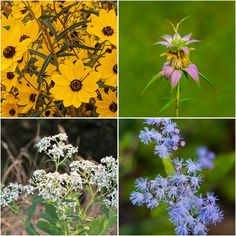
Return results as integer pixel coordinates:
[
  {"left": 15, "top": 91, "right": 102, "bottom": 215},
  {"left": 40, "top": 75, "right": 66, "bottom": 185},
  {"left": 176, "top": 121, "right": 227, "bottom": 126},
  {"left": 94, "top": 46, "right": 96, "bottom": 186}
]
[
  {"left": 119, "top": 1, "right": 235, "bottom": 117},
  {"left": 119, "top": 119, "right": 235, "bottom": 235}
]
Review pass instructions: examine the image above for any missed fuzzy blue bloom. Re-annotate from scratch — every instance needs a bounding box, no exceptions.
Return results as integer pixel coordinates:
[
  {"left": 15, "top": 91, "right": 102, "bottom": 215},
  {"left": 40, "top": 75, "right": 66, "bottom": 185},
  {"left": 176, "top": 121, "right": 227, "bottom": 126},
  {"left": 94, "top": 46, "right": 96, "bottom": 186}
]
[
  {"left": 131, "top": 119, "right": 222, "bottom": 236},
  {"left": 139, "top": 119, "right": 185, "bottom": 159},
  {"left": 196, "top": 146, "right": 216, "bottom": 169}
]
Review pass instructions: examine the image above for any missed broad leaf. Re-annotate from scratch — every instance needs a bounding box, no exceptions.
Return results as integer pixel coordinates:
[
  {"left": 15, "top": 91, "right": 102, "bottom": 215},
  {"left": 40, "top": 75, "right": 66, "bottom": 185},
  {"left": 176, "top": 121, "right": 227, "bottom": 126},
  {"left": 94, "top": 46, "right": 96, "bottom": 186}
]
[
  {"left": 25, "top": 220, "right": 39, "bottom": 235},
  {"left": 37, "top": 221, "right": 62, "bottom": 235},
  {"left": 25, "top": 196, "right": 44, "bottom": 221}
]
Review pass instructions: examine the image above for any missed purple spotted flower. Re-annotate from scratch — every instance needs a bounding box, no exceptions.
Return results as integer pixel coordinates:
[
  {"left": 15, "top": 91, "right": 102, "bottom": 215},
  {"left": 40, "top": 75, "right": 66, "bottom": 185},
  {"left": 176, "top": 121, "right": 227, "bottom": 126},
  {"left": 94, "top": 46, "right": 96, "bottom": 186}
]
[{"left": 155, "top": 31, "right": 200, "bottom": 88}]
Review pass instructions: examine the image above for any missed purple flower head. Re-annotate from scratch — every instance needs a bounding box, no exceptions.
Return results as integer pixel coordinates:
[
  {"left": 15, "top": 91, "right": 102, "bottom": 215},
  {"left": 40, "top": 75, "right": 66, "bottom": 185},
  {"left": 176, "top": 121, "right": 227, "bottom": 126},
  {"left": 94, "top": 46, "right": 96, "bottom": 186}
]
[
  {"left": 196, "top": 146, "right": 216, "bottom": 169},
  {"left": 135, "top": 177, "right": 149, "bottom": 192},
  {"left": 139, "top": 119, "right": 185, "bottom": 159},
  {"left": 185, "top": 159, "right": 201, "bottom": 174},
  {"left": 155, "top": 18, "right": 201, "bottom": 88},
  {"left": 130, "top": 192, "right": 145, "bottom": 206}
]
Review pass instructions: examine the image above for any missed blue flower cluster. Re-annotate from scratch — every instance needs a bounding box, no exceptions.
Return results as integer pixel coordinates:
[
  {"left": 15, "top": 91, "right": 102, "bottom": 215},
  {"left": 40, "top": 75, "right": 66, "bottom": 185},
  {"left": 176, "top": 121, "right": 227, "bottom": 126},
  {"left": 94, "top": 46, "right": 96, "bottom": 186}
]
[
  {"left": 130, "top": 158, "right": 223, "bottom": 236},
  {"left": 196, "top": 146, "right": 216, "bottom": 169},
  {"left": 139, "top": 119, "right": 185, "bottom": 158}
]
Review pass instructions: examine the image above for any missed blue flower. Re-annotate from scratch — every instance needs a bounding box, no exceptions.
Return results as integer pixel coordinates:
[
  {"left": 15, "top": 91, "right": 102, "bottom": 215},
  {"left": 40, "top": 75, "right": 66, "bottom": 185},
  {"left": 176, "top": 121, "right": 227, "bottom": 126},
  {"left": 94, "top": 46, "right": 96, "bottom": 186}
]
[
  {"left": 185, "top": 159, "right": 201, "bottom": 174},
  {"left": 196, "top": 146, "right": 216, "bottom": 169},
  {"left": 130, "top": 192, "right": 145, "bottom": 206},
  {"left": 135, "top": 177, "right": 149, "bottom": 192}
]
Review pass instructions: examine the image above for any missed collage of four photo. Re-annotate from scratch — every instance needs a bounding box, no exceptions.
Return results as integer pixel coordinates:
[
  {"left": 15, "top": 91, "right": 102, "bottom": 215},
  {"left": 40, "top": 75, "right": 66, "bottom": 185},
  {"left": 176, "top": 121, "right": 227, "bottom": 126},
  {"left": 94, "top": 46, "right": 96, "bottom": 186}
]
[{"left": 1, "top": 0, "right": 235, "bottom": 235}]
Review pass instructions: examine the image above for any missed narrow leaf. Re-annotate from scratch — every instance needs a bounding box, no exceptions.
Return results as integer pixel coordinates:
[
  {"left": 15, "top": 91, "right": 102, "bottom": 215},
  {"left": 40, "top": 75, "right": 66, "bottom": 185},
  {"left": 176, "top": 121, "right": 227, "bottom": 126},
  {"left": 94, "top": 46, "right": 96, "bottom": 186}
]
[
  {"left": 141, "top": 72, "right": 162, "bottom": 96},
  {"left": 56, "top": 20, "right": 90, "bottom": 42},
  {"left": 199, "top": 72, "right": 218, "bottom": 92},
  {"left": 179, "top": 98, "right": 197, "bottom": 104},
  {"left": 38, "top": 54, "right": 53, "bottom": 81},
  {"left": 157, "top": 99, "right": 176, "bottom": 114},
  {"left": 52, "top": 2, "right": 77, "bottom": 21}
]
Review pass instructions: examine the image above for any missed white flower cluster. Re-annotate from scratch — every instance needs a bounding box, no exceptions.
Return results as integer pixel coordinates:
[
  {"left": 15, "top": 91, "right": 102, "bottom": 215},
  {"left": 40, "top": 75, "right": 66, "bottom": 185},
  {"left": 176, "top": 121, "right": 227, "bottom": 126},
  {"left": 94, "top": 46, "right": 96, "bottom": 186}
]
[
  {"left": 70, "top": 156, "right": 118, "bottom": 207},
  {"left": 36, "top": 133, "right": 78, "bottom": 160},
  {"left": 0, "top": 183, "right": 35, "bottom": 207},
  {"left": 29, "top": 170, "right": 83, "bottom": 201}
]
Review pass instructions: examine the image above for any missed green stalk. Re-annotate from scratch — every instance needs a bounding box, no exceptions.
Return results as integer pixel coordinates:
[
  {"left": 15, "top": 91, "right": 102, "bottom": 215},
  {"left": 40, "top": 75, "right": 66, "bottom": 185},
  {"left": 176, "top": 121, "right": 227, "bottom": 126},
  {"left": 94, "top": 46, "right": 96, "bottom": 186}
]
[
  {"left": 162, "top": 156, "right": 175, "bottom": 176},
  {"left": 176, "top": 83, "right": 181, "bottom": 117}
]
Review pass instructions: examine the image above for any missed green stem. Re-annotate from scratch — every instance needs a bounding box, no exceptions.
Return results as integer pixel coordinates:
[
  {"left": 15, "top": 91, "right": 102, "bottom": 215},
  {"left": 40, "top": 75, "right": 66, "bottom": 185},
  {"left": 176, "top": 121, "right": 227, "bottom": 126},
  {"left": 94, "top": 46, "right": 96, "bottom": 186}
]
[
  {"left": 176, "top": 83, "right": 181, "bottom": 117},
  {"left": 162, "top": 156, "right": 175, "bottom": 176}
]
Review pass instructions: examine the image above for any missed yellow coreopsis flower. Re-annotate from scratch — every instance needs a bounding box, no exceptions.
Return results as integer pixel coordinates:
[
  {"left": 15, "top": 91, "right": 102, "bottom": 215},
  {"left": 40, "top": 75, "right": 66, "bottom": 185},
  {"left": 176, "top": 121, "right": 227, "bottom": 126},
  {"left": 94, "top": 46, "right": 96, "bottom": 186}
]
[
  {"left": 1, "top": 100, "right": 19, "bottom": 117},
  {"left": 17, "top": 75, "right": 39, "bottom": 114},
  {"left": 96, "top": 89, "right": 117, "bottom": 117},
  {"left": 97, "top": 49, "right": 117, "bottom": 87},
  {"left": 51, "top": 59, "right": 100, "bottom": 108},
  {"left": 87, "top": 9, "right": 117, "bottom": 46},
  {"left": 1, "top": 69, "right": 18, "bottom": 92},
  {"left": 1, "top": 27, "right": 31, "bottom": 71}
]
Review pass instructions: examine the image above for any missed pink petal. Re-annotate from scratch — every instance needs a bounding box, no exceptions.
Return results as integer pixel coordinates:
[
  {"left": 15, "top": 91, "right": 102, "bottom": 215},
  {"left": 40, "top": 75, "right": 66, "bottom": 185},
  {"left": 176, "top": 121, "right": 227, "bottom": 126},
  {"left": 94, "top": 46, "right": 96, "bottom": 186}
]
[
  {"left": 162, "top": 35, "right": 173, "bottom": 42},
  {"left": 171, "top": 70, "right": 182, "bottom": 88},
  {"left": 154, "top": 41, "right": 172, "bottom": 47},
  {"left": 183, "top": 63, "right": 199, "bottom": 82},
  {"left": 186, "top": 39, "right": 200, "bottom": 45},
  {"left": 182, "top": 47, "right": 189, "bottom": 54},
  {"left": 161, "top": 64, "right": 174, "bottom": 79},
  {"left": 182, "top": 33, "right": 192, "bottom": 41}
]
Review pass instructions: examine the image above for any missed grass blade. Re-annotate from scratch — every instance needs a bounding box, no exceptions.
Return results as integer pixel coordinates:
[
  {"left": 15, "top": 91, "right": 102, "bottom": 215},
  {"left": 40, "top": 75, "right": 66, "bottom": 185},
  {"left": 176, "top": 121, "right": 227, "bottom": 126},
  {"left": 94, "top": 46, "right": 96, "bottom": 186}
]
[{"left": 199, "top": 72, "right": 218, "bottom": 92}]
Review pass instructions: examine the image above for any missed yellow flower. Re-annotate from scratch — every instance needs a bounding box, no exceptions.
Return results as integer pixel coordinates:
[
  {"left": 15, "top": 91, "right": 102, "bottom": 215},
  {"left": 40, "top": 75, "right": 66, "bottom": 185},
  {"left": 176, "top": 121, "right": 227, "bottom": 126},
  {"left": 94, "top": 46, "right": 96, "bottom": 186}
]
[
  {"left": 51, "top": 59, "right": 100, "bottom": 108},
  {"left": 1, "top": 69, "right": 18, "bottom": 92},
  {"left": 17, "top": 20, "right": 39, "bottom": 44},
  {"left": 17, "top": 75, "right": 39, "bottom": 114},
  {"left": 1, "top": 27, "right": 31, "bottom": 71},
  {"left": 97, "top": 49, "right": 117, "bottom": 87},
  {"left": 96, "top": 89, "right": 117, "bottom": 117},
  {"left": 1, "top": 100, "right": 18, "bottom": 117},
  {"left": 87, "top": 9, "right": 117, "bottom": 46}
]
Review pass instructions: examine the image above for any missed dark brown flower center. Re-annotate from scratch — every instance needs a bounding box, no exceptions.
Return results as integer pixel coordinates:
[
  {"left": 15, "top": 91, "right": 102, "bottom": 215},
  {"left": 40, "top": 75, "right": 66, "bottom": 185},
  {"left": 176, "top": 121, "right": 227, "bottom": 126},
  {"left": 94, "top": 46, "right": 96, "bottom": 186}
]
[
  {"left": 113, "top": 64, "right": 117, "bottom": 74},
  {"left": 106, "top": 48, "right": 112, "bottom": 53},
  {"left": 17, "top": 57, "right": 24, "bottom": 63},
  {"left": 45, "top": 110, "right": 51, "bottom": 117},
  {"left": 21, "top": 8, "right": 27, "bottom": 14},
  {"left": 7, "top": 72, "right": 15, "bottom": 80},
  {"left": 29, "top": 93, "right": 37, "bottom": 102},
  {"left": 70, "top": 79, "right": 82, "bottom": 92},
  {"left": 9, "top": 109, "right": 16, "bottom": 116},
  {"left": 102, "top": 26, "right": 114, "bottom": 36},
  {"left": 109, "top": 102, "right": 117, "bottom": 112},
  {"left": 20, "top": 35, "right": 30, "bottom": 42},
  {"left": 3, "top": 46, "right": 16, "bottom": 58}
]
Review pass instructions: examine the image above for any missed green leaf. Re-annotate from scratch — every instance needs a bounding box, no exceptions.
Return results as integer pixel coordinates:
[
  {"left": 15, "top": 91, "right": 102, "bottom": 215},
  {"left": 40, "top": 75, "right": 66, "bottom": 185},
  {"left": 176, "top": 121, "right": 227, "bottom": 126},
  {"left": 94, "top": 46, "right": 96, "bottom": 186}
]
[
  {"left": 73, "top": 44, "right": 99, "bottom": 51},
  {"left": 199, "top": 72, "right": 218, "bottom": 92},
  {"left": 88, "top": 211, "right": 117, "bottom": 235},
  {"left": 56, "top": 20, "right": 90, "bottom": 42},
  {"left": 25, "top": 196, "right": 44, "bottom": 221},
  {"left": 179, "top": 98, "right": 197, "bottom": 104},
  {"left": 157, "top": 98, "right": 176, "bottom": 114},
  {"left": 40, "top": 213, "right": 56, "bottom": 225},
  {"left": 29, "top": 49, "right": 56, "bottom": 66},
  {"left": 141, "top": 72, "right": 162, "bottom": 96},
  {"left": 45, "top": 204, "right": 58, "bottom": 221},
  {"left": 52, "top": 2, "right": 77, "bottom": 21},
  {"left": 25, "top": 220, "right": 39, "bottom": 235},
  {"left": 80, "top": 9, "right": 99, "bottom": 16},
  {"left": 162, "top": 156, "right": 175, "bottom": 175},
  {"left": 37, "top": 221, "right": 62, "bottom": 235},
  {"left": 38, "top": 54, "right": 53, "bottom": 81}
]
